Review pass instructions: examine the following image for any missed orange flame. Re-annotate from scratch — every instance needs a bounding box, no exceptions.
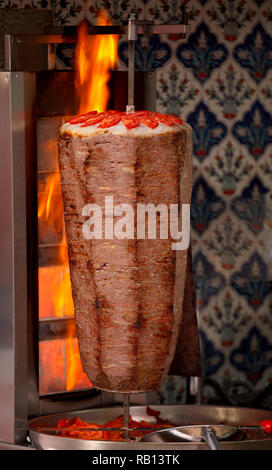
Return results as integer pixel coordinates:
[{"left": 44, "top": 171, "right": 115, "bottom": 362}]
[
  {"left": 53, "top": 241, "right": 74, "bottom": 318},
  {"left": 38, "top": 172, "right": 73, "bottom": 319},
  {"left": 65, "top": 323, "right": 91, "bottom": 391},
  {"left": 38, "top": 10, "right": 117, "bottom": 393},
  {"left": 38, "top": 170, "right": 91, "bottom": 391},
  {"left": 38, "top": 171, "right": 63, "bottom": 233},
  {"left": 75, "top": 11, "right": 119, "bottom": 114}
]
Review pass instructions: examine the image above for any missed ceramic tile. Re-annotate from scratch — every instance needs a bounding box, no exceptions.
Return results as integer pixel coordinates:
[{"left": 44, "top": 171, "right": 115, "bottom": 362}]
[
  {"left": 204, "top": 61, "right": 257, "bottom": 125},
  {"left": 203, "top": 0, "right": 259, "bottom": 49},
  {"left": 85, "top": 0, "right": 143, "bottom": 25},
  {"left": 202, "top": 139, "right": 255, "bottom": 198},
  {"left": 53, "top": 0, "right": 85, "bottom": 25},
  {"left": 0, "top": 0, "right": 53, "bottom": 7},
  {"left": 156, "top": 60, "right": 200, "bottom": 116}
]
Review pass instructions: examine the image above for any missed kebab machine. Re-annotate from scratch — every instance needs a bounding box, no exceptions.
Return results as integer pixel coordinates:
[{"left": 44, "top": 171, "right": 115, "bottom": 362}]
[{"left": 1, "top": 12, "right": 272, "bottom": 450}]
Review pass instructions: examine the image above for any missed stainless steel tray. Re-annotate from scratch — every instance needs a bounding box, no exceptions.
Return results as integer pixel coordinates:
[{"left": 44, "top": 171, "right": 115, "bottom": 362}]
[{"left": 29, "top": 404, "right": 272, "bottom": 450}]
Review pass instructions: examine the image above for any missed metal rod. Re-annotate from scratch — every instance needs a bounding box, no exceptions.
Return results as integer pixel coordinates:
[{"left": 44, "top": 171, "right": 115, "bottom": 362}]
[
  {"left": 127, "top": 40, "right": 135, "bottom": 111},
  {"left": 5, "top": 25, "right": 190, "bottom": 44},
  {"left": 202, "top": 427, "right": 222, "bottom": 450},
  {"left": 5, "top": 21, "right": 191, "bottom": 72},
  {"left": 39, "top": 317, "right": 76, "bottom": 342},
  {"left": 126, "top": 12, "right": 138, "bottom": 113},
  {"left": 32, "top": 425, "right": 169, "bottom": 433},
  {"left": 123, "top": 393, "right": 130, "bottom": 440}
]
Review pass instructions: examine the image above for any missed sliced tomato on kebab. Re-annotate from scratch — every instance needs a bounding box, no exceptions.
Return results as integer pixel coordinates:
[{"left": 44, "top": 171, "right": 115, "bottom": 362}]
[
  {"left": 140, "top": 115, "right": 159, "bottom": 129},
  {"left": 80, "top": 112, "right": 109, "bottom": 127},
  {"left": 168, "top": 114, "right": 183, "bottom": 125},
  {"left": 121, "top": 114, "right": 140, "bottom": 129},
  {"left": 152, "top": 113, "right": 175, "bottom": 127},
  {"left": 121, "top": 110, "right": 149, "bottom": 129},
  {"left": 68, "top": 111, "right": 98, "bottom": 124},
  {"left": 78, "top": 110, "right": 183, "bottom": 129},
  {"left": 131, "top": 110, "right": 150, "bottom": 117},
  {"left": 153, "top": 112, "right": 183, "bottom": 126},
  {"left": 106, "top": 110, "right": 120, "bottom": 114},
  {"left": 98, "top": 114, "right": 121, "bottom": 128}
]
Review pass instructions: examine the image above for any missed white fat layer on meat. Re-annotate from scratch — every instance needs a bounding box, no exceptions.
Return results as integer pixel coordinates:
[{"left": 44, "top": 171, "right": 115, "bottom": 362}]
[{"left": 60, "top": 119, "right": 183, "bottom": 137}]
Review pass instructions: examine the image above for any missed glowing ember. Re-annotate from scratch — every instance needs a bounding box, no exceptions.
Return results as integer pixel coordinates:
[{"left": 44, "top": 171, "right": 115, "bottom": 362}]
[{"left": 75, "top": 10, "right": 119, "bottom": 114}]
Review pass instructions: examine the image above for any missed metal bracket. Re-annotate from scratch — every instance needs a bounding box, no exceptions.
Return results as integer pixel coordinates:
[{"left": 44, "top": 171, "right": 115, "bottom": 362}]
[
  {"left": 125, "top": 11, "right": 191, "bottom": 112},
  {"left": 4, "top": 12, "right": 191, "bottom": 109}
]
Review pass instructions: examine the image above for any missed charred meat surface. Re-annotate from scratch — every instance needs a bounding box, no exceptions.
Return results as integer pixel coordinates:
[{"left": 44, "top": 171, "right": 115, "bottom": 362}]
[{"left": 58, "top": 112, "right": 193, "bottom": 392}]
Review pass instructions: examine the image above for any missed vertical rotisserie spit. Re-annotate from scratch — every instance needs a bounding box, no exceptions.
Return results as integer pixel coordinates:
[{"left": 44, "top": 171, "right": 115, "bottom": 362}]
[{"left": 58, "top": 110, "right": 192, "bottom": 392}]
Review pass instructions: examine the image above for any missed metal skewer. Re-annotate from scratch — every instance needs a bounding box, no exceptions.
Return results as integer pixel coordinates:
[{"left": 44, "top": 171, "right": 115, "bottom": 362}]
[
  {"left": 123, "top": 393, "right": 130, "bottom": 440},
  {"left": 127, "top": 40, "right": 135, "bottom": 112},
  {"left": 126, "top": 13, "right": 137, "bottom": 113}
]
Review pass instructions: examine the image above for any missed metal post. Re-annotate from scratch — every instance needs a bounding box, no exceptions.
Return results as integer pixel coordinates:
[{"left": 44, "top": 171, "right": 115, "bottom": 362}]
[
  {"left": 126, "top": 12, "right": 138, "bottom": 113},
  {"left": 123, "top": 393, "right": 130, "bottom": 440},
  {"left": 202, "top": 427, "right": 222, "bottom": 450}
]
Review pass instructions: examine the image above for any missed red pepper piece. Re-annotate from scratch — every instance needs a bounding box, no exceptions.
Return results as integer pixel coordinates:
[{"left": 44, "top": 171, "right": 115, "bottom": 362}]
[
  {"left": 260, "top": 420, "right": 272, "bottom": 433},
  {"left": 57, "top": 418, "right": 73, "bottom": 428},
  {"left": 73, "top": 417, "right": 91, "bottom": 427},
  {"left": 98, "top": 114, "right": 121, "bottom": 128},
  {"left": 146, "top": 406, "right": 161, "bottom": 418}
]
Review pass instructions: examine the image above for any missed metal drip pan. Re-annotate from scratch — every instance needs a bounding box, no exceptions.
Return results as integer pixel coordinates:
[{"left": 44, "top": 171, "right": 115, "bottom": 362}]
[{"left": 29, "top": 404, "right": 272, "bottom": 450}]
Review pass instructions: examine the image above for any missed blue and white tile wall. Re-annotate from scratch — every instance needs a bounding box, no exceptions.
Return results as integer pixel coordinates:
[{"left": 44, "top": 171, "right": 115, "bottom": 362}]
[{"left": 2, "top": 0, "right": 272, "bottom": 405}]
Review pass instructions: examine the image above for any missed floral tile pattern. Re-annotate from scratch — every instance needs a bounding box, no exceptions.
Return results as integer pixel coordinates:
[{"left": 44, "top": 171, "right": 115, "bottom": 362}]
[
  {"left": 204, "top": 63, "right": 255, "bottom": 120},
  {"left": 148, "top": 0, "right": 201, "bottom": 25},
  {"left": 203, "top": 215, "right": 253, "bottom": 271},
  {"left": 157, "top": 63, "right": 200, "bottom": 116},
  {"left": 86, "top": 0, "right": 143, "bottom": 25},
  {"left": 187, "top": 101, "right": 227, "bottom": 160},
  {"left": 230, "top": 252, "right": 272, "bottom": 310},
  {"left": 230, "top": 326, "right": 272, "bottom": 385},
  {"left": 232, "top": 101, "right": 272, "bottom": 158},
  {"left": 176, "top": 22, "right": 228, "bottom": 83},
  {"left": 191, "top": 176, "right": 226, "bottom": 234},
  {"left": 202, "top": 290, "right": 252, "bottom": 348},
  {"left": 206, "top": 0, "right": 257, "bottom": 43},
  {"left": 2, "top": 0, "right": 272, "bottom": 406},
  {"left": 199, "top": 329, "right": 225, "bottom": 376},
  {"left": 54, "top": 0, "right": 85, "bottom": 25},
  {"left": 193, "top": 251, "right": 226, "bottom": 310},
  {"left": 233, "top": 23, "right": 272, "bottom": 83},
  {"left": 231, "top": 176, "right": 268, "bottom": 234},
  {"left": 204, "top": 140, "right": 254, "bottom": 196},
  {"left": 118, "top": 34, "right": 171, "bottom": 71}
]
